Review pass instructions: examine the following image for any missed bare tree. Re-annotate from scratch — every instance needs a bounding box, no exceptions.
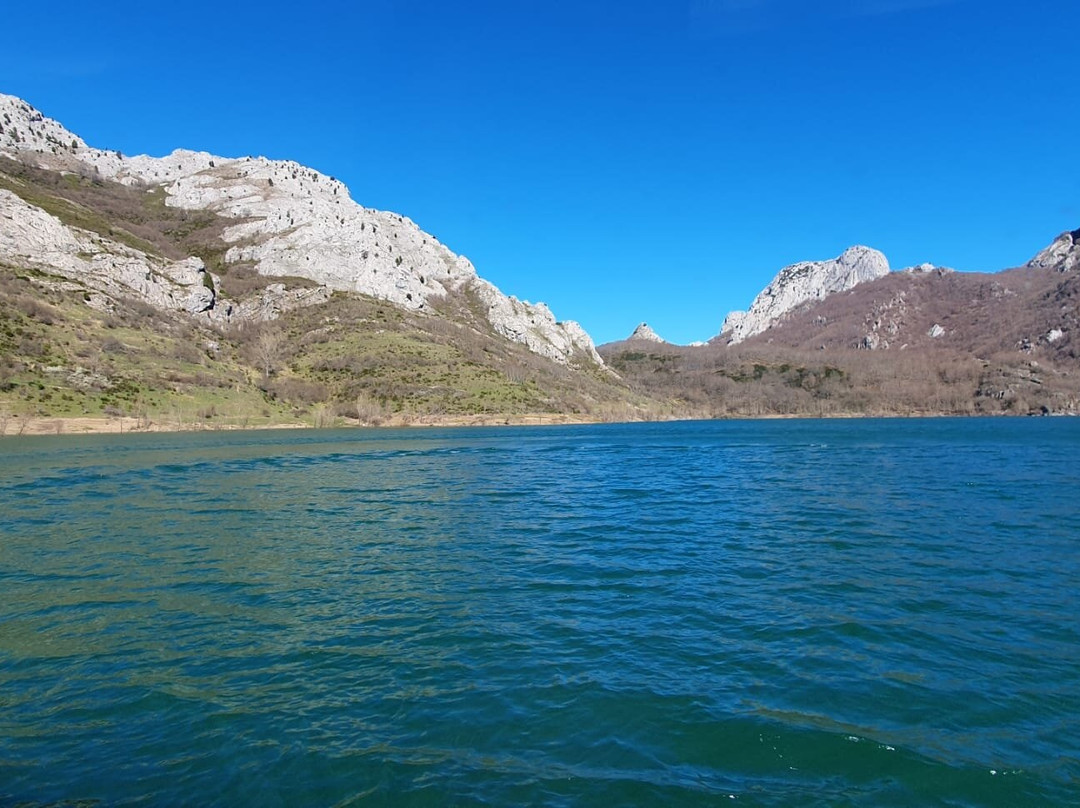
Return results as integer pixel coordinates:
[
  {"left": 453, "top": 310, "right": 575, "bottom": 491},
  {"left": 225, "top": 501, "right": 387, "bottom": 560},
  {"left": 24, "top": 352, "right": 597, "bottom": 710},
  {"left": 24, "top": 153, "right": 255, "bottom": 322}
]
[
  {"left": 355, "top": 394, "right": 385, "bottom": 426},
  {"left": 251, "top": 326, "right": 286, "bottom": 381}
]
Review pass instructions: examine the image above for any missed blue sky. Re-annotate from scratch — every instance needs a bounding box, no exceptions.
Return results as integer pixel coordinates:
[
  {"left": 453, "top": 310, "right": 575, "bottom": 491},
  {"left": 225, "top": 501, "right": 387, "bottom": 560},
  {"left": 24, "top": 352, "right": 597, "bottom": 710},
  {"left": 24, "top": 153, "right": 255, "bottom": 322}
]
[{"left": 4, "top": 0, "right": 1078, "bottom": 344}]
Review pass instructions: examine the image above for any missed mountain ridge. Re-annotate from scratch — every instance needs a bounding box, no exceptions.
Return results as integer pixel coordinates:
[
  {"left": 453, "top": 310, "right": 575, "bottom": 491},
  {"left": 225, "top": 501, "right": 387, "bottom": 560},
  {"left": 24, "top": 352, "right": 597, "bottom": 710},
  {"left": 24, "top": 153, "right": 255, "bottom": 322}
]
[
  {"left": 3, "top": 91, "right": 1078, "bottom": 428},
  {"left": 0, "top": 93, "right": 600, "bottom": 366},
  {"left": 600, "top": 227, "right": 1079, "bottom": 417}
]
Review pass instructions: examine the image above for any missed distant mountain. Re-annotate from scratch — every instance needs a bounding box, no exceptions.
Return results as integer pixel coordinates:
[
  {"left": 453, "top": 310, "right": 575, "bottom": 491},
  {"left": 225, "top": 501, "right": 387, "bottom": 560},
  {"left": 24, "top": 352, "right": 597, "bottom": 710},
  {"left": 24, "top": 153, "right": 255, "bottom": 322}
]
[
  {"left": 719, "top": 246, "right": 890, "bottom": 344},
  {"left": 626, "top": 322, "right": 666, "bottom": 343},
  {"left": 601, "top": 231, "right": 1080, "bottom": 417},
  {"left": 727, "top": 239, "right": 1077, "bottom": 361}
]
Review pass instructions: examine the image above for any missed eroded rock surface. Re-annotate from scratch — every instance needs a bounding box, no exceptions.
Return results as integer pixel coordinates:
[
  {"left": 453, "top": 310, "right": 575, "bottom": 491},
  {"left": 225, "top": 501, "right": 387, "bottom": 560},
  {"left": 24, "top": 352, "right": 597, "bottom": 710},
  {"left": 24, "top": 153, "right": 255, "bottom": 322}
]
[
  {"left": 1027, "top": 229, "right": 1080, "bottom": 273},
  {"left": 0, "top": 93, "right": 599, "bottom": 365},
  {"left": 720, "top": 246, "right": 891, "bottom": 344}
]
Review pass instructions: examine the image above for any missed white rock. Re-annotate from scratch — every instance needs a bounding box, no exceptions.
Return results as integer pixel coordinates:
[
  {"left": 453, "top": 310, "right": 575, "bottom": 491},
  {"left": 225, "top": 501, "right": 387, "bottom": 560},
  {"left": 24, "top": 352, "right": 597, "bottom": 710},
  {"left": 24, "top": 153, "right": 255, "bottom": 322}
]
[
  {"left": 627, "top": 322, "right": 666, "bottom": 343},
  {"left": 0, "top": 94, "right": 86, "bottom": 158},
  {"left": 0, "top": 189, "right": 212, "bottom": 314},
  {"left": 1027, "top": 229, "right": 1080, "bottom": 272},
  {"left": 184, "top": 283, "right": 215, "bottom": 314},
  {"left": 230, "top": 283, "right": 333, "bottom": 322},
  {"left": 721, "top": 246, "right": 891, "bottom": 344},
  {"left": 719, "top": 310, "right": 747, "bottom": 337},
  {"left": 1047, "top": 328, "right": 1064, "bottom": 343},
  {"left": 0, "top": 93, "right": 601, "bottom": 366},
  {"left": 928, "top": 323, "right": 946, "bottom": 338},
  {"left": 901, "top": 263, "right": 953, "bottom": 274},
  {"left": 470, "top": 279, "right": 601, "bottom": 364}
]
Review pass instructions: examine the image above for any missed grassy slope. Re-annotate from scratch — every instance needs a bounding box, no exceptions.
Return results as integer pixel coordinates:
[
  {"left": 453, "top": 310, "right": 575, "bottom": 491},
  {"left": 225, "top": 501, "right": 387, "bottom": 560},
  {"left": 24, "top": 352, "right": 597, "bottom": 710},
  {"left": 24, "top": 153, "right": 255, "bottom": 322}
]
[
  {"left": 0, "top": 264, "right": 289, "bottom": 429},
  {"left": 0, "top": 157, "right": 654, "bottom": 429},
  {"left": 0, "top": 262, "right": 662, "bottom": 429},
  {"left": 5, "top": 154, "right": 1074, "bottom": 429}
]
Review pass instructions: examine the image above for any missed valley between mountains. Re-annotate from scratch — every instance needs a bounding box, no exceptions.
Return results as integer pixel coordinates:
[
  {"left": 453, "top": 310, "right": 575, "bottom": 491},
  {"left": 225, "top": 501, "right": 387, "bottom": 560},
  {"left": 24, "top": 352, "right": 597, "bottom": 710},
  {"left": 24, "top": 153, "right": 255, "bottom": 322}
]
[{"left": 1, "top": 93, "right": 1077, "bottom": 434}]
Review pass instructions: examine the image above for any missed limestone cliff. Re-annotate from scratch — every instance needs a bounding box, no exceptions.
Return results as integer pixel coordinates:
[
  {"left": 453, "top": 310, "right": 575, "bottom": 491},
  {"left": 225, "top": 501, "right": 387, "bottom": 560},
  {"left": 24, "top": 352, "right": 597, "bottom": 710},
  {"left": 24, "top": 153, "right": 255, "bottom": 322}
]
[
  {"left": 719, "top": 246, "right": 890, "bottom": 344},
  {"left": 0, "top": 93, "right": 599, "bottom": 365},
  {"left": 1027, "top": 228, "right": 1080, "bottom": 273},
  {"left": 0, "top": 187, "right": 219, "bottom": 314}
]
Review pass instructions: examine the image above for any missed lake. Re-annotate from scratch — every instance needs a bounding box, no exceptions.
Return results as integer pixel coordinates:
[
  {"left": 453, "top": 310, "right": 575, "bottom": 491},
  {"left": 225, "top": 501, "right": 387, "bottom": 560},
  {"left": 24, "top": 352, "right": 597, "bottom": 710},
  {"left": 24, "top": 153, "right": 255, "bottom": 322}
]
[{"left": 1, "top": 418, "right": 1078, "bottom": 805}]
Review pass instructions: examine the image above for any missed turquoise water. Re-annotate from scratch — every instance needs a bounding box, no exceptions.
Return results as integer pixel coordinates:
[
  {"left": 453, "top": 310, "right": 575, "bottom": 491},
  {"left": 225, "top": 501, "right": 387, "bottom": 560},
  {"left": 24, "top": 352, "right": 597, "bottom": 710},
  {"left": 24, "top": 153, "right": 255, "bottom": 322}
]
[{"left": 1, "top": 418, "right": 1078, "bottom": 806}]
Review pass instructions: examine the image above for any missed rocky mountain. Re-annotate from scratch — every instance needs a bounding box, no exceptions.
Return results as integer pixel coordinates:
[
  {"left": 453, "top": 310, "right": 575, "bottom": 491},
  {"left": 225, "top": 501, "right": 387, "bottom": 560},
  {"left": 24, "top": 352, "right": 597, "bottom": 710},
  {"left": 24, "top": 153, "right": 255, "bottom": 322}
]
[
  {"left": 0, "top": 93, "right": 599, "bottom": 366},
  {"left": 4, "top": 91, "right": 1078, "bottom": 428},
  {"left": 719, "top": 246, "right": 891, "bottom": 344},
  {"left": 1026, "top": 228, "right": 1080, "bottom": 272},
  {"left": 626, "top": 322, "right": 666, "bottom": 343},
  {"left": 602, "top": 230, "right": 1080, "bottom": 417},
  {"left": 0, "top": 94, "right": 669, "bottom": 432},
  {"left": 722, "top": 232, "right": 1078, "bottom": 360}
]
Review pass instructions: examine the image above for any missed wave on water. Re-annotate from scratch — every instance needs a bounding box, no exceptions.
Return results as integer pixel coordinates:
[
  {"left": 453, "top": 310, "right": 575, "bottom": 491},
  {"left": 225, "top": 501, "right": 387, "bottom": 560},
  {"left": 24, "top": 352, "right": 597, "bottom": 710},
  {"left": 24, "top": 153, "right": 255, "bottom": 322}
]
[{"left": 1, "top": 419, "right": 1078, "bottom": 805}]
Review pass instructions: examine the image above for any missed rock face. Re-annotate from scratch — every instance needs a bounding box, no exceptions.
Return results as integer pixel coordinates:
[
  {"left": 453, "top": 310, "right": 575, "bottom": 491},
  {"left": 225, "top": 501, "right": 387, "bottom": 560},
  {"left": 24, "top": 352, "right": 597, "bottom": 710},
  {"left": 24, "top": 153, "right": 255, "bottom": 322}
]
[
  {"left": 1027, "top": 229, "right": 1080, "bottom": 272},
  {"left": 0, "top": 188, "right": 218, "bottom": 315},
  {"left": 0, "top": 93, "right": 599, "bottom": 365},
  {"left": 720, "top": 246, "right": 890, "bottom": 344},
  {"left": 627, "top": 322, "right": 665, "bottom": 343},
  {"left": 901, "top": 263, "right": 953, "bottom": 275}
]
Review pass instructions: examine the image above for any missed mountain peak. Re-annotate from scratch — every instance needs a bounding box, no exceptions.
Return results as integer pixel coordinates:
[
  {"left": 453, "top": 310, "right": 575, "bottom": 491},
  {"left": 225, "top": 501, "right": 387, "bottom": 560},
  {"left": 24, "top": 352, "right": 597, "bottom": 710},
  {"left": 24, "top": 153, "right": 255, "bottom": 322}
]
[
  {"left": 628, "top": 322, "right": 665, "bottom": 343},
  {"left": 720, "top": 245, "right": 890, "bottom": 344},
  {"left": 1027, "top": 228, "right": 1080, "bottom": 272},
  {"left": 0, "top": 94, "right": 86, "bottom": 159}
]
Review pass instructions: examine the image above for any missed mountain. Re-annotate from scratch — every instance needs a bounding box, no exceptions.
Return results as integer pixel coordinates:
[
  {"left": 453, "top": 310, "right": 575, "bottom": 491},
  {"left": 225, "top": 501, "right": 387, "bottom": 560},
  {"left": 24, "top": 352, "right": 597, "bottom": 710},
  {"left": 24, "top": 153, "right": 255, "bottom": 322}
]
[
  {"left": 4, "top": 91, "right": 1077, "bottom": 429},
  {"left": 1026, "top": 228, "right": 1080, "bottom": 272},
  {"left": 0, "top": 94, "right": 665, "bottom": 431},
  {"left": 626, "top": 322, "right": 666, "bottom": 343},
  {"left": 601, "top": 233, "right": 1080, "bottom": 417},
  {"left": 719, "top": 246, "right": 890, "bottom": 344},
  {"left": 0, "top": 93, "right": 598, "bottom": 366},
  {"left": 725, "top": 242, "right": 1078, "bottom": 360}
]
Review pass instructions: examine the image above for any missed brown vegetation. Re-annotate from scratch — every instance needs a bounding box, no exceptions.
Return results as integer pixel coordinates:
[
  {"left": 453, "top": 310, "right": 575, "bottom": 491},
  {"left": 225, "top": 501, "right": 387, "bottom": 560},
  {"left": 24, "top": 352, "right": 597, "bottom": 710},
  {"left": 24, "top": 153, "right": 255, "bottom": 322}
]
[
  {"left": 4, "top": 153, "right": 1077, "bottom": 430},
  {"left": 601, "top": 265, "right": 1080, "bottom": 417}
]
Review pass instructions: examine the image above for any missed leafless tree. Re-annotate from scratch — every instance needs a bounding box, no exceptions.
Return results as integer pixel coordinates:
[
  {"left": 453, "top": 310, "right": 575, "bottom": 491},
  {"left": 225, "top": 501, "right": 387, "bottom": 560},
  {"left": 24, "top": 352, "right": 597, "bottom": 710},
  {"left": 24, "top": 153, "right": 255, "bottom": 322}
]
[{"left": 251, "top": 326, "right": 286, "bottom": 380}]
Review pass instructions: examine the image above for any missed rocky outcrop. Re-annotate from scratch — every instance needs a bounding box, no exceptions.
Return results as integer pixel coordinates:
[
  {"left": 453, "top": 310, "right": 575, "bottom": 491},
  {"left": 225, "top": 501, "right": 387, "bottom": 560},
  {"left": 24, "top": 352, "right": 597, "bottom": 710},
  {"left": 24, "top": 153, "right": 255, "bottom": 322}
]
[
  {"left": 720, "top": 246, "right": 890, "bottom": 344},
  {"left": 0, "top": 96, "right": 87, "bottom": 158},
  {"left": 859, "top": 290, "right": 910, "bottom": 350},
  {"left": 0, "top": 188, "right": 217, "bottom": 315},
  {"left": 901, "top": 263, "right": 953, "bottom": 275},
  {"left": 627, "top": 322, "right": 665, "bottom": 343},
  {"left": 0, "top": 93, "right": 600, "bottom": 366},
  {"left": 719, "top": 310, "right": 748, "bottom": 340},
  {"left": 1027, "top": 229, "right": 1080, "bottom": 272},
  {"left": 469, "top": 278, "right": 602, "bottom": 364},
  {"left": 231, "top": 283, "right": 333, "bottom": 323}
]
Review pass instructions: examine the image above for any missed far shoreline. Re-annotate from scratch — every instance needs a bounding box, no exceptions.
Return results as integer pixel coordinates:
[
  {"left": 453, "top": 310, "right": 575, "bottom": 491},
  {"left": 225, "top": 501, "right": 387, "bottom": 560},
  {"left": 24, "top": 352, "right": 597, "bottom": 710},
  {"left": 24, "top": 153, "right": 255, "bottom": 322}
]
[
  {"left": 1, "top": 409, "right": 1071, "bottom": 439},
  {"left": 0, "top": 412, "right": 612, "bottom": 437}
]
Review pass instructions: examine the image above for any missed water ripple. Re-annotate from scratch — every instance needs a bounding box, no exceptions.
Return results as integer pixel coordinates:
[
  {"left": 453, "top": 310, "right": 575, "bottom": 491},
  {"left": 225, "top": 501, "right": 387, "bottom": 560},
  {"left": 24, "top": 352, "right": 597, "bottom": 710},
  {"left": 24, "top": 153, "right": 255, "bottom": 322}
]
[{"left": 0, "top": 419, "right": 1078, "bottom": 805}]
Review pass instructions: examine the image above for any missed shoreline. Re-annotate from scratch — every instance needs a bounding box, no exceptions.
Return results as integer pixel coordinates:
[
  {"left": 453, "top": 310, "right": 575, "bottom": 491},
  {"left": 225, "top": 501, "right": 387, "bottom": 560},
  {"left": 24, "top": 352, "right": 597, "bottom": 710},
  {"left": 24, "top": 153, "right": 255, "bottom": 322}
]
[
  {"left": 0, "top": 412, "right": 609, "bottom": 437},
  {"left": 2, "top": 409, "right": 1071, "bottom": 438}
]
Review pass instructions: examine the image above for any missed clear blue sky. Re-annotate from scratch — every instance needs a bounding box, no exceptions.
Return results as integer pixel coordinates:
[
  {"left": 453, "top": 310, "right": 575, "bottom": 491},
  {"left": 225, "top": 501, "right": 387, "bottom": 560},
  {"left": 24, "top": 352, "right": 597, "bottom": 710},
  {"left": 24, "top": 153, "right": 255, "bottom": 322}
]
[{"left": 4, "top": 0, "right": 1078, "bottom": 344}]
